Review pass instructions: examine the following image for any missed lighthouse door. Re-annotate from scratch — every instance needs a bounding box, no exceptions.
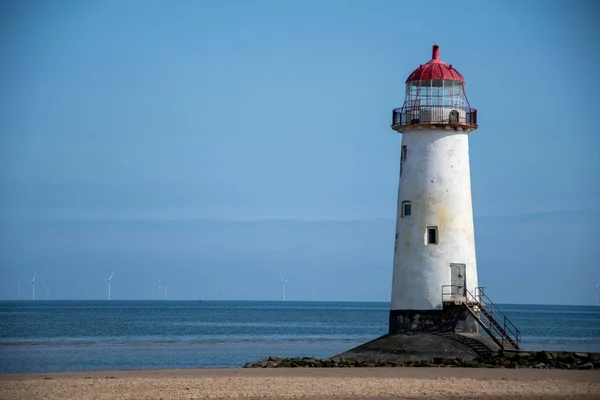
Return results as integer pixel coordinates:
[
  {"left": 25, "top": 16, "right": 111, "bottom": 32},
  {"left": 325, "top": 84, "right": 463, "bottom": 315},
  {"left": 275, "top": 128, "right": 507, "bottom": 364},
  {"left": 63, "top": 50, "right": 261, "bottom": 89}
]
[{"left": 450, "top": 263, "right": 467, "bottom": 300}]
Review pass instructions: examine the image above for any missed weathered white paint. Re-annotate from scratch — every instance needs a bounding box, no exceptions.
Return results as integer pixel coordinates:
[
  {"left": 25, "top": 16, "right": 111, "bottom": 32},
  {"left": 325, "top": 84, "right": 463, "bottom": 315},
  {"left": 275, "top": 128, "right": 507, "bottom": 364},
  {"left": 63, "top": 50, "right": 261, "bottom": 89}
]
[{"left": 390, "top": 126, "right": 478, "bottom": 310}]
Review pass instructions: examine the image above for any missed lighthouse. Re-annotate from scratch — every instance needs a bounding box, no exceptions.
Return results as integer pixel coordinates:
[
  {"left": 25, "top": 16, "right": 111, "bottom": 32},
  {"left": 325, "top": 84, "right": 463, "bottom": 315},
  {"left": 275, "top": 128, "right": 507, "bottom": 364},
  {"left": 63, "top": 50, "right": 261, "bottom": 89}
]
[
  {"left": 389, "top": 44, "right": 479, "bottom": 334},
  {"left": 336, "top": 45, "right": 520, "bottom": 362},
  {"left": 335, "top": 45, "right": 523, "bottom": 362}
]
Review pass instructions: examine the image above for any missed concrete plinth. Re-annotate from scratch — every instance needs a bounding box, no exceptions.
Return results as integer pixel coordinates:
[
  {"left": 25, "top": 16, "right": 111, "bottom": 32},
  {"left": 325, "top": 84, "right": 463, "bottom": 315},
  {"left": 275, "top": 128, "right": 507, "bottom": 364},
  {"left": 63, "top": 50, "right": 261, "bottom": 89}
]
[
  {"left": 334, "top": 332, "right": 499, "bottom": 363},
  {"left": 336, "top": 304, "right": 497, "bottom": 363}
]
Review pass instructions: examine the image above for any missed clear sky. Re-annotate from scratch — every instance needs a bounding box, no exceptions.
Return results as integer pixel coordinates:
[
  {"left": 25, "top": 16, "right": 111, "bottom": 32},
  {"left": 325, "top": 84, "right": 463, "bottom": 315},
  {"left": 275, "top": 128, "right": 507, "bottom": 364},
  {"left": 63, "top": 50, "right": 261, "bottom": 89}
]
[{"left": 0, "top": 0, "right": 598, "bottom": 304}]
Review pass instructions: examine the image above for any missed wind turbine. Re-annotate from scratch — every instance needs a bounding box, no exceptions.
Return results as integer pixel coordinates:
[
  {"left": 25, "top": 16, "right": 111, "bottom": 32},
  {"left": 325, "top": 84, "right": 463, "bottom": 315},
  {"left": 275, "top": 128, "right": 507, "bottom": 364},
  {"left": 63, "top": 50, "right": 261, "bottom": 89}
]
[
  {"left": 220, "top": 285, "right": 225, "bottom": 300},
  {"left": 548, "top": 289, "right": 554, "bottom": 305},
  {"left": 17, "top": 281, "right": 22, "bottom": 300},
  {"left": 102, "top": 270, "right": 116, "bottom": 300},
  {"left": 29, "top": 273, "right": 36, "bottom": 300},
  {"left": 163, "top": 284, "right": 168, "bottom": 300},
  {"left": 46, "top": 280, "right": 50, "bottom": 300},
  {"left": 596, "top": 281, "right": 600, "bottom": 306},
  {"left": 156, "top": 280, "right": 163, "bottom": 300},
  {"left": 311, "top": 286, "right": 316, "bottom": 300},
  {"left": 280, "top": 274, "right": 288, "bottom": 302}
]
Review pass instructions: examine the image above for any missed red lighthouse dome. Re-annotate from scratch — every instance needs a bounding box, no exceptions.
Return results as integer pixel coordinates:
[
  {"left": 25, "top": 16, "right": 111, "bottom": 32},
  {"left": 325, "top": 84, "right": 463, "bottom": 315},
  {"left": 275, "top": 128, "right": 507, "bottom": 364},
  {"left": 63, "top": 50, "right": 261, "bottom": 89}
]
[
  {"left": 405, "top": 45, "right": 464, "bottom": 83},
  {"left": 391, "top": 44, "right": 477, "bottom": 132}
]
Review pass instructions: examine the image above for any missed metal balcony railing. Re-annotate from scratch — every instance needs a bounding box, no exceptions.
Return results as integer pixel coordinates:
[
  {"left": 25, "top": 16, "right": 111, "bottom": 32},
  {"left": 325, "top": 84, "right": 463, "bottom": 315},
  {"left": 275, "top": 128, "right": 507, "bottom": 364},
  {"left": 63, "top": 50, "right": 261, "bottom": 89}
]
[{"left": 392, "top": 105, "right": 478, "bottom": 130}]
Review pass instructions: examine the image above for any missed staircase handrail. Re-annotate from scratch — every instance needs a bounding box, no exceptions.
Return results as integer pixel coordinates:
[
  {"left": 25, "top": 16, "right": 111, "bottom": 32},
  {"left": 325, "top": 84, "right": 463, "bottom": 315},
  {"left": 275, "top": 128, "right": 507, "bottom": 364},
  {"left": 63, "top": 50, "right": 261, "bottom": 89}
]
[
  {"left": 462, "top": 290, "right": 507, "bottom": 349},
  {"left": 475, "top": 287, "right": 522, "bottom": 347},
  {"left": 441, "top": 284, "right": 521, "bottom": 349}
]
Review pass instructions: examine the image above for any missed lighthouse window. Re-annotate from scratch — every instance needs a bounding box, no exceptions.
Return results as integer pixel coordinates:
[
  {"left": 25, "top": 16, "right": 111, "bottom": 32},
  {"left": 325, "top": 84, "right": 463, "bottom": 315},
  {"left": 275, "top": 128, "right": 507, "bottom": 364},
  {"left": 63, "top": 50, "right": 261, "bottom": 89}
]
[
  {"left": 401, "top": 201, "right": 412, "bottom": 217},
  {"left": 401, "top": 146, "right": 407, "bottom": 162},
  {"left": 426, "top": 226, "right": 438, "bottom": 245}
]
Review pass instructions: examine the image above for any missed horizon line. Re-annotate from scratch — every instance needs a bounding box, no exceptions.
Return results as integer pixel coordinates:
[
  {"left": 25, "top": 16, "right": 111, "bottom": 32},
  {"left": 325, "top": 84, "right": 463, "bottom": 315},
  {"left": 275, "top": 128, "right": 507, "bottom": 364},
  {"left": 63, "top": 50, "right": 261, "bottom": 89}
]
[
  {"left": 0, "top": 207, "right": 597, "bottom": 224},
  {"left": 0, "top": 299, "right": 595, "bottom": 307}
]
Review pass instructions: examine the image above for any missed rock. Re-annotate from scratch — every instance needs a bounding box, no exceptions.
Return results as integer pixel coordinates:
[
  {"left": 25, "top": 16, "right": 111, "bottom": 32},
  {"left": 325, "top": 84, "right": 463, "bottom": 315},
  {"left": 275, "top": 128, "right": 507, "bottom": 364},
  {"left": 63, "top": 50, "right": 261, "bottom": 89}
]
[
  {"left": 462, "top": 361, "right": 479, "bottom": 368},
  {"left": 491, "top": 358, "right": 504, "bottom": 366},
  {"left": 577, "top": 362, "right": 594, "bottom": 370},
  {"left": 561, "top": 355, "right": 576, "bottom": 364},
  {"left": 534, "top": 352, "right": 552, "bottom": 363},
  {"left": 514, "top": 352, "right": 532, "bottom": 359},
  {"left": 246, "top": 352, "right": 600, "bottom": 370},
  {"left": 574, "top": 353, "right": 589, "bottom": 360},
  {"left": 413, "top": 361, "right": 437, "bottom": 367},
  {"left": 556, "top": 361, "right": 571, "bottom": 369}
]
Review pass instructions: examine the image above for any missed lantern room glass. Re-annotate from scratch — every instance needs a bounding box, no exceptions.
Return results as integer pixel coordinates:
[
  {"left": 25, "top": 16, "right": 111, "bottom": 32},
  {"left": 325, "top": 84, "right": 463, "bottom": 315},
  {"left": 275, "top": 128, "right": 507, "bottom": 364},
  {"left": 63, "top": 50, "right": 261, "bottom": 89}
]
[{"left": 404, "top": 79, "right": 467, "bottom": 108}]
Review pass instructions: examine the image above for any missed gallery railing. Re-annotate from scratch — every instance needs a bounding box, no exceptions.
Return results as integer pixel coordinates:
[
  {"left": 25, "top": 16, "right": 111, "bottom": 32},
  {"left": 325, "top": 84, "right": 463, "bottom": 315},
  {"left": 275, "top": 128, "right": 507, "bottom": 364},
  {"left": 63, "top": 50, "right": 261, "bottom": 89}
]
[{"left": 392, "top": 105, "right": 478, "bottom": 129}]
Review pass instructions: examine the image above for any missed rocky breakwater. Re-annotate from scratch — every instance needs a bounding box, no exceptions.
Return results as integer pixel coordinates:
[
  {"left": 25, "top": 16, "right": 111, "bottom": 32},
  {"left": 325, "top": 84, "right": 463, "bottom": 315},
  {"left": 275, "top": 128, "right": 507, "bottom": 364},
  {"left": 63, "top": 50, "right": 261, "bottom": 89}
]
[{"left": 244, "top": 351, "right": 600, "bottom": 370}]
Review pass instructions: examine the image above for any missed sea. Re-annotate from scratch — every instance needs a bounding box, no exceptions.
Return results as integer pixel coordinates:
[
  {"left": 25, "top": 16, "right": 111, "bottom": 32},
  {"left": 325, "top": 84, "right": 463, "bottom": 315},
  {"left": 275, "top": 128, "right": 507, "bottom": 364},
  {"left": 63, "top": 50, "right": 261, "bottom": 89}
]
[{"left": 0, "top": 301, "right": 599, "bottom": 374}]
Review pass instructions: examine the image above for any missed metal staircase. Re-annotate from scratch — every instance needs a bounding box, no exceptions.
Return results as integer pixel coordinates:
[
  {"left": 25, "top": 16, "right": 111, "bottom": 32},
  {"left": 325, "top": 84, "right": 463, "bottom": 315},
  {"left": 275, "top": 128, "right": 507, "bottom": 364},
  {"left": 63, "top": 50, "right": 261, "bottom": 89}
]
[{"left": 442, "top": 286, "right": 522, "bottom": 350}]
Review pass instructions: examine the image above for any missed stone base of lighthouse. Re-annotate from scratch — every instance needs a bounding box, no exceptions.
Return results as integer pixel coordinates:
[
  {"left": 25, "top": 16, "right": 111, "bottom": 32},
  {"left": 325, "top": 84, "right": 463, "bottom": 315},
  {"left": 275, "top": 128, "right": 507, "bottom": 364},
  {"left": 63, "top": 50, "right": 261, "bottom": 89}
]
[
  {"left": 334, "top": 304, "right": 499, "bottom": 363},
  {"left": 389, "top": 305, "right": 479, "bottom": 335}
]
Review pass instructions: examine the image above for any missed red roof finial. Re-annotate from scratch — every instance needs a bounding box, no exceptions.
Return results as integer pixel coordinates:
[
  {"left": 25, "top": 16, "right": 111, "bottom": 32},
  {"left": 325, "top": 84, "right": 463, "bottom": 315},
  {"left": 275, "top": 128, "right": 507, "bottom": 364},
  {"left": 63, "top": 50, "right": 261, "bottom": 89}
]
[
  {"left": 432, "top": 44, "right": 440, "bottom": 61},
  {"left": 405, "top": 44, "right": 464, "bottom": 83}
]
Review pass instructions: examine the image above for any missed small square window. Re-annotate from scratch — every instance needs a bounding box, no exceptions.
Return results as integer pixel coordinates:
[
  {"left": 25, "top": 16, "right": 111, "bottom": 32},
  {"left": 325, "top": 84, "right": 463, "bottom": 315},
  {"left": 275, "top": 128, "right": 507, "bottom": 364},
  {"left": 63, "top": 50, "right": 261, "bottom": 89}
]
[
  {"left": 426, "top": 226, "right": 438, "bottom": 245},
  {"left": 401, "top": 201, "right": 411, "bottom": 217}
]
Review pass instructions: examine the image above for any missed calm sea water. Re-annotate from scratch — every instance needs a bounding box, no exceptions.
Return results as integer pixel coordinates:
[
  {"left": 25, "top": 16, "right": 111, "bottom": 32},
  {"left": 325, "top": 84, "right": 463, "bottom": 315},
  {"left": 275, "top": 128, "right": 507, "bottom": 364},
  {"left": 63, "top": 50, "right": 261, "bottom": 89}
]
[{"left": 0, "top": 301, "right": 599, "bottom": 374}]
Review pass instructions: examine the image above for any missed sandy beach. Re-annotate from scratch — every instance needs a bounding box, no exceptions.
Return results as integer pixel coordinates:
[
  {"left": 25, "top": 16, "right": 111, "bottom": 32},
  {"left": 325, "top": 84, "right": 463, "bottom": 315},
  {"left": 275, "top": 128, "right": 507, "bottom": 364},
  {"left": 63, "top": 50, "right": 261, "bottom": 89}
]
[{"left": 1, "top": 368, "right": 599, "bottom": 400}]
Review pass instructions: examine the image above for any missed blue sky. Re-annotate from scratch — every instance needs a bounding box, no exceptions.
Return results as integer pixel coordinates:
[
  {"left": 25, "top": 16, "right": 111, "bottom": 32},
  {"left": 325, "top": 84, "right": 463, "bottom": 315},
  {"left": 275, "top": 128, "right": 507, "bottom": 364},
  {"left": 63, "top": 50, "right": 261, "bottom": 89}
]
[{"left": 0, "top": 0, "right": 598, "bottom": 303}]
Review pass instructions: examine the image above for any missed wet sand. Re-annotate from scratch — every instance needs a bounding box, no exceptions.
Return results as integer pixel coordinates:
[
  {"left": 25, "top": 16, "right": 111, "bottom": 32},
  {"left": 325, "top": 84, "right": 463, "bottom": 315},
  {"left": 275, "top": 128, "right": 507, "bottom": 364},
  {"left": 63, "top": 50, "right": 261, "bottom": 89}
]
[{"left": 1, "top": 368, "right": 599, "bottom": 399}]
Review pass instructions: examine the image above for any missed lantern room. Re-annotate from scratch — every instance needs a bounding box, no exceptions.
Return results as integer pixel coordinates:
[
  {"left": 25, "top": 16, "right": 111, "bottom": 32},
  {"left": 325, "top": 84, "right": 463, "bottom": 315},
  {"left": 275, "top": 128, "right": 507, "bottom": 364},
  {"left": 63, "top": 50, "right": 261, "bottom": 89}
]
[{"left": 392, "top": 45, "right": 478, "bottom": 132}]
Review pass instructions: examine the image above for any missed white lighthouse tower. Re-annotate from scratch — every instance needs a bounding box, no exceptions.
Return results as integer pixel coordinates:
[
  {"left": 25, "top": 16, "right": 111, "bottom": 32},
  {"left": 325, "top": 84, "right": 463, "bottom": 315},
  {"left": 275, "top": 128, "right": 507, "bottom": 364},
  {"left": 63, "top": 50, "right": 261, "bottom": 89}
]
[
  {"left": 389, "top": 44, "right": 479, "bottom": 333},
  {"left": 336, "top": 46, "right": 521, "bottom": 362}
]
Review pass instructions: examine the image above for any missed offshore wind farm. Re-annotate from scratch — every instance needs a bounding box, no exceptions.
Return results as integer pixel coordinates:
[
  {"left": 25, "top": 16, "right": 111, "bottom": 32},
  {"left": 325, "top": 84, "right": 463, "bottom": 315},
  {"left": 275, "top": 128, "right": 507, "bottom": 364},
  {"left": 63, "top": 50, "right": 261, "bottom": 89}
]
[{"left": 9, "top": 270, "right": 600, "bottom": 304}]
